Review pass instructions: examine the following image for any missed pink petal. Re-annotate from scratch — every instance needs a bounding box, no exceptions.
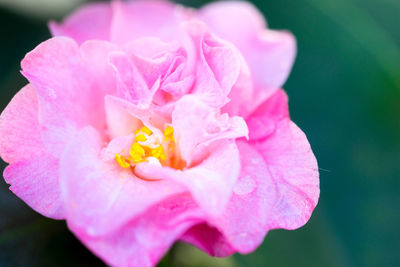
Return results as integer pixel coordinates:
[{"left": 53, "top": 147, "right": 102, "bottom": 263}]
[
  {"left": 180, "top": 223, "right": 236, "bottom": 257},
  {"left": 180, "top": 123, "right": 319, "bottom": 255},
  {"left": 60, "top": 127, "right": 186, "bottom": 236},
  {"left": 172, "top": 95, "right": 248, "bottom": 165},
  {"left": 104, "top": 95, "right": 167, "bottom": 138},
  {"left": 123, "top": 38, "right": 194, "bottom": 101},
  {"left": 135, "top": 140, "right": 241, "bottom": 217},
  {"left": 110, "top": 0, "right": 183, "bottom": 45},
  {"left": 246, "top": 89, "right": 289, "bottom": 140},
  {"left": 180, "top": 141, "right": 275, "bottom": 255},
  {"left": 253, "top": 120, "right": 319, "bottom": 230},
  {"left": 0, "top": 84, "right": 44, "bottom": 163},
  {"left": 246, "top": 90, "right": 319, "bottom": 229},
  {"left": 0, "top": 84, "right": 65, "bottom": 219},
  {"left": 73, "top": 193, "right": 204, "bottom": 267},
  {"left": 220, "top": 61, "right": 255, "bottom": 117},
  {"left": 100, "top": 134, "right": 135, "bottom": 162},
  {"left": 49, "top": 2, "right": 112, "bottom": 44},
  {"left": 4, "top": 155, "right": 64, "bottom": 219},
  {"left": 109, "top": 51, "right": 154, "bottom": 107},
  {"left": 200, "top": 1, "right": 296, "bottom": 101},
  {"left": 124, "top": 38, "right": 181, "bottom": 84},
  {"left": 180, "top": 89, "right": 319, "bottom": 255},
  {"left": 80, "top": 40, "right": 120, "bottom": 97},
  {"left": 124, "top": 37, "right": 181, "bottom": 59},
  {"left": 21, "top": 37, "right": 105, "bottom": 155},
  {"left": 183, "top": 21, "right": 242, "bottom": 107}
]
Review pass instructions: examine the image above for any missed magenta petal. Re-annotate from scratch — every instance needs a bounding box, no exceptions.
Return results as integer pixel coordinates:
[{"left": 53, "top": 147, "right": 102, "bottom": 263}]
[
  {"left": 247, "top": 89, "right": 289, "bottom": 140},
  {"left": 180, "top": 223, "right": 236, "bottom": 257},
  {"left": 49, "top": 2, "right": 112, "bottom": 44},
  {"left": 4, "top": 155, "right": 64, "bottom": 219},
  {"left": 73, "top": 194, "right": 204, "bottom": 267},
  {"left": 200, "top": 1, "right": 296, "bottom": 97},
  {"left": 60, "top": 127, "right": 186, "bottom": 236}
]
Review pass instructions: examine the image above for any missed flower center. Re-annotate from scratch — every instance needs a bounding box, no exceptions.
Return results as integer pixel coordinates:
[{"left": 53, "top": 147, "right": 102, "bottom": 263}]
[{"left": 115, "top": 126, "right": 177, "bottom": 169}]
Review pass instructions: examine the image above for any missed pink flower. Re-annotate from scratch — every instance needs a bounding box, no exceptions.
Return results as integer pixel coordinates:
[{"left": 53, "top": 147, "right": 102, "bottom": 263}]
[{"left": 0, "top": 1, "right": 319, "bottom": 266}]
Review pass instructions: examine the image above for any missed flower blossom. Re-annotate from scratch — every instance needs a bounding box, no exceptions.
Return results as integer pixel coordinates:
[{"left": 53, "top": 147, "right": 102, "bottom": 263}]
[{"left": 0, "top": 1, "right": 319, "bottom": 266}]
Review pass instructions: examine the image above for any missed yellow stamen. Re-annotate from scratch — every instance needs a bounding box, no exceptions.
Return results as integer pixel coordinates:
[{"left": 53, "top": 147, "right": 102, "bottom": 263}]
[
  {"left": 115, "top": 125, "right": 176, "bottom": 169},
  {"left": 130, "top": 143, "right": 146, "bottom": 164},
  {"left": 135, "top": 134, "right": 147, "bottom": 142},
  {"left": 159, "top": 148, "right": 166, "bottom": 161},
  {"left": 164, "top": 126, "right": 174, "bottom": 143},
  {"left": 150, "top": 145, "right": 166, "bottom": 161},
  {"left": 135, "top": 126, "right": 152, "bottom": 136},
  {"left": 115, "top": 154, "right": 130, "bottom": 168}
]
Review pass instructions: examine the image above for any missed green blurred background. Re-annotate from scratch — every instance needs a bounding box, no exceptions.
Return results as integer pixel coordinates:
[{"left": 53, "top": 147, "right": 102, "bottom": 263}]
[{"left": 0, "top": 0, "right": 399, "bottom": 266}]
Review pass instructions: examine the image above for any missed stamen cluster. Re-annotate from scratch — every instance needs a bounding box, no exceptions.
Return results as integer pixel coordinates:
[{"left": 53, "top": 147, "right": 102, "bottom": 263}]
[{"left": 115, "top": 126, "right": 175, "bottom": 169}]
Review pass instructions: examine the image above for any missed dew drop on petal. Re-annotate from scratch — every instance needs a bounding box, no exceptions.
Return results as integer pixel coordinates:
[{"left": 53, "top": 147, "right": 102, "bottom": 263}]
[{"left": 233, "top": 175, "right": 256, "bottom": 195}]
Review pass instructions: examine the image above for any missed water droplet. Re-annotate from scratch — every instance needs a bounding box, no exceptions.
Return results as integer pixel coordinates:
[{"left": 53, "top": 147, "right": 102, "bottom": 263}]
[
  {"left": 233, "top": 175, "right": 256, "bottom": 195},
  {"left": 47, "top": 87, "right": 57, "bottom": 100},
  {"left": 251, "top": 158, "right": 259, "bottom": 165}
]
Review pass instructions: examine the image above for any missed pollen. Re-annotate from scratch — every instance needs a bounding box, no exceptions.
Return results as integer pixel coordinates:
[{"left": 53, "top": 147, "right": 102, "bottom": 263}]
[
  {"left": 164, "top": 126, "right": 174, "bottom": 143},
  {"left": 115, "top": 125, "right": 176, "bottom": 169},
  {"left": 130, "top": 143, "right": 146, "bottom": 163},
  {"left": 151, "top": 145, "right": 166, "bottom": 161},
  {"left": 136, "top": 126, "right": 152, "bottom": 136},
  {"left": 116, "top": 154, "right": 131, "bottom": 168},
  {"left": 135, "top": 134, "right": 147, "bottom": 142}
]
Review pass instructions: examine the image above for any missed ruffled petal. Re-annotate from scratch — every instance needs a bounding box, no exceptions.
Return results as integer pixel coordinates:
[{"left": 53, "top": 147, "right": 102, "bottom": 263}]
[
  {"left": 200, "top": 1, "right": 296, "bottom": 104},
  {"left": 60, "top": 127, "right": 186, "bottom": 236},
  {"left": 172, "top": 95, "right": 248, "bottom": 165},
  {"left": 180, "top": 90, "right": 318, "bottom": 255},
  {"left": 49, "top": 2, "right": 113, "bottom": 44},
  {"left": 135, "top": 140, "right": 241, "bottom": 217},
  {"left": 72, "top": 193, "right": 204, "bottom": 267},
  {"left": 21, "top": 37, "right": 105, "bottom": 155},
  {"left": 104, "top": 95, "right": 167, "bottom": 138},
  {"left": 180, "top": 124, "right": 319, "bottom": 255},
  {"left": 183, "top": 21, "right": 242, "bottom": 108},
  {"left": 123, "top": 38, "right": 182, "bottom": 89},
  {"left": 180, "top": 140, "right": 275, "bottom": 255},
  {"left": 109, "top": 51, "right": 156, "bottom": 107}
]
